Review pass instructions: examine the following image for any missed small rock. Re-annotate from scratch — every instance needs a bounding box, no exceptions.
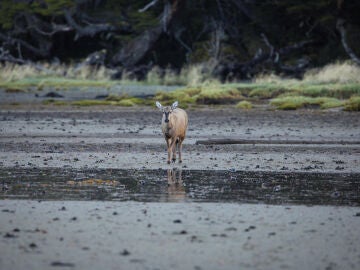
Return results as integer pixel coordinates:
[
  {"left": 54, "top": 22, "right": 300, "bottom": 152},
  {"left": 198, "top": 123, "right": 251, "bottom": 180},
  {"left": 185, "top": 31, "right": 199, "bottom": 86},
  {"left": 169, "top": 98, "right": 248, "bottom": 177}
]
[
  {"left": 29, "top": 243, "right": 37, "bottom": 248},
  {"left": 43, "top": 92, "right": 64, "bottom": 98},
  {"left": 4, "top": 233, "right": 17, "bottom": 238},
  {"left": 174, "top": 230, "right": 187, "bottom": 235},
  {"left": 245, "top": 225, "right": 256, "bottom": 232},
  {"left": 50, "top": 261, "right": 75, "bottom": 267},
  {"left": 120, "top": 249, "right": 131, "bottom": 256}
]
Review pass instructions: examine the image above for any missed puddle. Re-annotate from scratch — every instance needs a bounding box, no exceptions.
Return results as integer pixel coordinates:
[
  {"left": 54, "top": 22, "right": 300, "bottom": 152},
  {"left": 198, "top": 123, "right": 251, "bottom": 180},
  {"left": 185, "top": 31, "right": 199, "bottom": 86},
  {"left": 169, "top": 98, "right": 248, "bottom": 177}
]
[{"left": 1, "top": 168, "right": 359, "bottom": 205}]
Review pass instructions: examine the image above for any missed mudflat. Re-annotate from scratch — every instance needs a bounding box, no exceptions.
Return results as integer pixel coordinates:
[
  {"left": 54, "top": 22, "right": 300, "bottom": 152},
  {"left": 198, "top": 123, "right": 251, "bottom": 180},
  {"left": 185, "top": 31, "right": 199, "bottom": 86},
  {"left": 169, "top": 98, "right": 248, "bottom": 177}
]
[
  {"left": 0, "top": 106, "right": 359, "bottom": 172},
  {"left": 0, "top": 106, "right": 360, "bottom": 270}
]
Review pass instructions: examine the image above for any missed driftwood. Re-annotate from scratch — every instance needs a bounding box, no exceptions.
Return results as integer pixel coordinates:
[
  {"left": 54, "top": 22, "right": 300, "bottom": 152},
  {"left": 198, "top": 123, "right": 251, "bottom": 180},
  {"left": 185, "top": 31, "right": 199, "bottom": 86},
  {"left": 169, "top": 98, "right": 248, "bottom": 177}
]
[{"left": 196, "top": 139, "right": 360, "bottom": 145}]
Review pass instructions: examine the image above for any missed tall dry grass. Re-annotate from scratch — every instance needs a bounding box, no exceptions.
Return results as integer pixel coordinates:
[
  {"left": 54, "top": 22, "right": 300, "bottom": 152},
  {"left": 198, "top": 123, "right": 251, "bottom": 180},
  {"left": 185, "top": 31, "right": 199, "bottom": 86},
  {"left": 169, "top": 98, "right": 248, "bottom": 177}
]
[
  {"left": 2, "top": 61, "right": 359, "bottom": 87},
  {"left": 254, "top": 61, "right": 360, "bottom": 85},
  {"left": 303, "top": 62, "right": 360, "bottom": 84},
  {"left": 0, "top": 62, "right": 113, "bottom": 82},
  {"left": 145, "top": 63, "right": 219, "bottom": 86},
  {"left": 0, "top": 61, "right": 219, "bottom": 87},
  {"left": 0, "top": 63, "right": 42, "bottom": 81}
]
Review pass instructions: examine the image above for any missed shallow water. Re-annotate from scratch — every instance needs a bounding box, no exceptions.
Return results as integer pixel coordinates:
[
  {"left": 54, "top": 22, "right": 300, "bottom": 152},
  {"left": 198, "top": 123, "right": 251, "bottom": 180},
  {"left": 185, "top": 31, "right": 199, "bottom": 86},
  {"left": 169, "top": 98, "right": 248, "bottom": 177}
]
[
  {"left": 1, "top": 168, "right": 359, "bottom": 205},
  {"left": 0, "top": 85, "right": 179, "bottom": 104}
]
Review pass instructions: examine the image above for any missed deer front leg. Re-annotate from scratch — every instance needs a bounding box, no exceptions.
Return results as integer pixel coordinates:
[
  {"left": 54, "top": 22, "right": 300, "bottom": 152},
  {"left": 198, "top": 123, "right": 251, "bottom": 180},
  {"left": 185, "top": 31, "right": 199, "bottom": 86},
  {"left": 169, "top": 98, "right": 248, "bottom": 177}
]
[
  {"left": 166, "top": 138, "right": 172, "bottom": 164},
  {"left": 170, "top": 139, "right": 177, "bottom": 163}
]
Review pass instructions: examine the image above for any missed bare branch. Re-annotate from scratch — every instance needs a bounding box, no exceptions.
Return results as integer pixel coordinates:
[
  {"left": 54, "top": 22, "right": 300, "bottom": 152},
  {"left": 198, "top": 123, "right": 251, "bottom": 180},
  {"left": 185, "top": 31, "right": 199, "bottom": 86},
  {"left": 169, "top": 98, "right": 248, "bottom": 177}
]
[
  {"left": 26, "top": 23, "right": 73, "bottom": 37},
  {"left": 230, "top": 0, "right": 254, "bottom": 21},
  {"left": 278, "top": 40, "right": 314, "bottom": 55},
  {"left": 0, "top": 33, "right": 49, "bottom": 57},
  {"left": 174, "top": 27, "right": 192, "bottom": 53},
  {"left": 161, "top": 1, "right": 171, "bottom": 33},
  {"left": 139, "top": 0, "right": 159, "bottom": 12},
  {"left": 260, "top": 33, "right": 274, "bottom": 60},
  {"left": 336, "top": 19, "right": 360, "bottom": 65},
  {"left": 0, "top": 47, "right": 53, "bottom": 73},
  {"left": 63, "top": 9, "right": 115, "bottom": 40},
  {"left": 216, "top": 0, "right": 225, "bottom": 21}
]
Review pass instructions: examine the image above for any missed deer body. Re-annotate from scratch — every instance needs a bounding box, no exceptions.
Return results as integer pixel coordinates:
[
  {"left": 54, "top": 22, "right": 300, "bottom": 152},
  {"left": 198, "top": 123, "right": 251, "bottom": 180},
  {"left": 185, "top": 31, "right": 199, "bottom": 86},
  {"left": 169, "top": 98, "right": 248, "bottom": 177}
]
[{"left": 156, "top": 101, "right": 188, "bottom": 164}]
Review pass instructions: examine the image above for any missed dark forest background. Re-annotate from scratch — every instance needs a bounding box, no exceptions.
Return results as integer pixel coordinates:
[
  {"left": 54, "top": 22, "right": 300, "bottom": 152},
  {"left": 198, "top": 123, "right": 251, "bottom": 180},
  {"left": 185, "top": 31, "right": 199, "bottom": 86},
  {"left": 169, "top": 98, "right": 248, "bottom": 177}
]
[{"left": 1, "top": 0, "right": 360, "bottom": 81}]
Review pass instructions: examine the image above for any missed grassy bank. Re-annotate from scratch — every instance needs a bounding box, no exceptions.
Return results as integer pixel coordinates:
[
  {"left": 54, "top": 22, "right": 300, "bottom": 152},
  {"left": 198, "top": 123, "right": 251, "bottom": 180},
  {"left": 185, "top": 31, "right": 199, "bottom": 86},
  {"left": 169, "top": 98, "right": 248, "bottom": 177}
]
[
  {"left": 1, "top": 62, "right": 360, "bottom": 111},
  {"left": 153, "top": 62, "right": 360, "bottom": 111}
]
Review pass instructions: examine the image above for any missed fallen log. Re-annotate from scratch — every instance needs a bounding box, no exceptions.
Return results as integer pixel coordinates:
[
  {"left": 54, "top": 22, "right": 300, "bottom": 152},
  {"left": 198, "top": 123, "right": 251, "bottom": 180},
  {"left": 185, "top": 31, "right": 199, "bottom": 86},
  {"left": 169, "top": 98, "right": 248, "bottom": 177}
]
[{"left": 195, "top": 139, "right": 360, "bottom": 145}]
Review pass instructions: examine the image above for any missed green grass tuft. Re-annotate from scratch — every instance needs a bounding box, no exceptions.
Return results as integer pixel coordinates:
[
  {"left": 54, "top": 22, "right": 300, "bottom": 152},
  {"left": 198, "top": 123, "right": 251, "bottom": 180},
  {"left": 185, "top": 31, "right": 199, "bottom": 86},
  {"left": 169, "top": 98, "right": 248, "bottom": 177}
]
[
  {"left": 71, "top": 100, "right": 114, "bottom": 106},
  {"left": 41, "top": 99, "right": 67, "bottom": 106},
  {"left": 154, "top": 84, "right": 243, "bottom": 105},
  {"left": 236, "top": 100, "right": 253, "bottom": 109},
  {"left": 0, "top": 77, "right": 115, "bottom": 90},
  {"left": 117, "top": 99, "right": 135, "bottom": 107},
  {"left": 270, "top": 96, "right": 344, "bottom": 110},
  {"left": 69, "top": 97, "right": 146, "bottom": 107},
  {"left": 344, "top": 96, "right": 360, "bottom": 111}
]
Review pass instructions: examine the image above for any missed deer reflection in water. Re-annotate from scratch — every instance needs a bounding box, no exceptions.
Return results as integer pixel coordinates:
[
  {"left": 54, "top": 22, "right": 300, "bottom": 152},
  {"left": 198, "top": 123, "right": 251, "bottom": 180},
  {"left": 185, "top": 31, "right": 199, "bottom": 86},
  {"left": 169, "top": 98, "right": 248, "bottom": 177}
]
[{"left": 167, "top": 168, "right": 186, "bottom": 202}]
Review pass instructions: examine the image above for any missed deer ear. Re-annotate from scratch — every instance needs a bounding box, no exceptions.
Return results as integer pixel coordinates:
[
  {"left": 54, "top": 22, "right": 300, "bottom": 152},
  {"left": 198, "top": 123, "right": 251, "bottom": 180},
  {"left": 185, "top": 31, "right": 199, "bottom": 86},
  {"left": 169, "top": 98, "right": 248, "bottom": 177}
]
[
  {"left": 156, "top": 101, "right": 163, "bottom": 110},
  {"left": 171, "top": 101, "right": 178, "bottom": 110}
]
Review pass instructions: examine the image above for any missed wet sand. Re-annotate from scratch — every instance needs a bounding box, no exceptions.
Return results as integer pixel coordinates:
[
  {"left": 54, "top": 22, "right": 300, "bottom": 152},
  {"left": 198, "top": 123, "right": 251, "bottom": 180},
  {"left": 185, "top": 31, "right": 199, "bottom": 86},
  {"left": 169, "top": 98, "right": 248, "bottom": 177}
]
[
  {"left": 1, "top": 200, "right": 360, "bottom": 270},
  {"left": 1, "top": 106, "right": 360, "bottom": 269}
]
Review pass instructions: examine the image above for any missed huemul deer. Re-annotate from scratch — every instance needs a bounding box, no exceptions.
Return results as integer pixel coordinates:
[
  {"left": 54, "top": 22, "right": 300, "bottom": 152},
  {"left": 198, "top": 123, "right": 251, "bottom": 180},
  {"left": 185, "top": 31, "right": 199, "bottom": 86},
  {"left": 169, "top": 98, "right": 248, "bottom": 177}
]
[{"left": 156, "top": 101, "right": 188, "bottom": 164}]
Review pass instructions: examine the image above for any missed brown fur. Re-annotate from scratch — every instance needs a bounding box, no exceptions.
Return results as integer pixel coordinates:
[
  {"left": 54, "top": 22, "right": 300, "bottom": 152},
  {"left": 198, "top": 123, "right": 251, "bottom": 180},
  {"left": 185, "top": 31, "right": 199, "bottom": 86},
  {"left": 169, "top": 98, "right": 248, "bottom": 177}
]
[{"left": 157, "top": 102, "right": 188, "bottom": 164}]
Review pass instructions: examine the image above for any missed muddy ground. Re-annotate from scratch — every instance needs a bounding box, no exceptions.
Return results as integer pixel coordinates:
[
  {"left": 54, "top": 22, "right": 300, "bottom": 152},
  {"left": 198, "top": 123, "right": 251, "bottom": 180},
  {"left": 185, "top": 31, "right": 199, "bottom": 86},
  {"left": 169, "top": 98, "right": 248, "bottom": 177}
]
[
  {"left": 0, "top": 105, "right": 360, "bottom": 269},
  {"left": 0, "top": 105, "right": 359, "bottom": 172}
]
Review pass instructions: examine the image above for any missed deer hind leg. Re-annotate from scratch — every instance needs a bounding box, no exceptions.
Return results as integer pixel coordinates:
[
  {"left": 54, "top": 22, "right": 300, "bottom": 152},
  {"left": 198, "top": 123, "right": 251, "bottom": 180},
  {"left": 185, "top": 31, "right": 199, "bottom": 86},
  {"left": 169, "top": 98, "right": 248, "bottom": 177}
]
[
  {"left": 170, "top": 138, "right": 177, "bottom": 163},
  {"left": 178, "top": 137, "right": 184, "bottom": 163}
]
